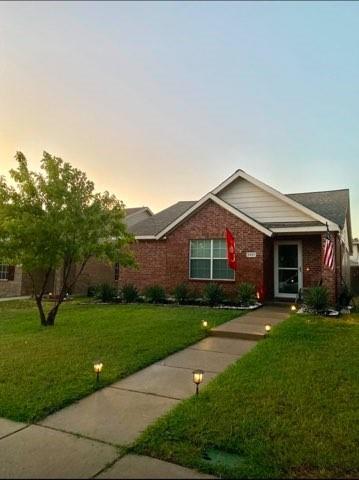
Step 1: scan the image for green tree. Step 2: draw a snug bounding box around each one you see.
[0,152,135,326]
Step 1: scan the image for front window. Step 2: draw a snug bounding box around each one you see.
[189,239,234,280]
[0,264,9,281]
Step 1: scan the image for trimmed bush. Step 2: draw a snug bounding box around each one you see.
[87,285,97,297]
[237,282,256,306]
[96,283,116,303]
[173,283,191,304]
[304,286,330,313]
[203,283,225,306]
[338,284,353,308]
[122,283,139,303]
[144,284,166,304]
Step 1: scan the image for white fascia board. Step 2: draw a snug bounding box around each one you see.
[135,235,157,240]
[212,169,339,229]
[272,226,340,233]
[155,193,272,239]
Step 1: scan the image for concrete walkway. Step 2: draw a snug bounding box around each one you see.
[0,296,30,302]
[0,305,289,479]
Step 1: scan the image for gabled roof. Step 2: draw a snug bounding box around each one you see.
[130,171,349,239]
[125,207,153,217]
[212,169,339,229]
[286,189,349,229]
[129,202,195,236]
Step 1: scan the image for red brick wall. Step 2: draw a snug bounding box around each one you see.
[119,240,168,291]
[119,200,267,298]
[71,258,114,295]
[320,232,342,305]
[119,202,339,304]
[20,269,55,296]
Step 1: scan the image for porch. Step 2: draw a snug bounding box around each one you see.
[263,233,338,303]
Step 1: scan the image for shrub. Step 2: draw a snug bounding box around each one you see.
[96,283,116,303]
[122,283,139,303]
[338,284,353,308]
[304,286,330,313]
[173,283,191,304]
[237,282,256,306]
[144,284,166,303]
[87,285,97,297]
[203,283,225,306]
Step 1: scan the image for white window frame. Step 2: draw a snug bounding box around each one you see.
[0,264,9,281]
[189,239,235,281]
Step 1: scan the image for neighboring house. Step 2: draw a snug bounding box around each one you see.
[120,170,353,304]
[0,207,153,298]
[0,265,27,298]
[124,207,153,229]
[65,206,153,295]
[350,238,359,266]
[350,238,359,295]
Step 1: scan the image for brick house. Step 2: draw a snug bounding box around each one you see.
[0,207,152,298]
[120,170,353,304]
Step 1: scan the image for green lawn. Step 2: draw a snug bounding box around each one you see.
[0,300,239,422]
[134,314,359,479]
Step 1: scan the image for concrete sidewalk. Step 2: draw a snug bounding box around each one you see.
[0,305,289,479]
[0,296,30,302]
[211,306,289,340]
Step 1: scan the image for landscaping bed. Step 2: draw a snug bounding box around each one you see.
[0,300,240,422]
[134,313,359,479]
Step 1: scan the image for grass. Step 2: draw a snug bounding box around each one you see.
[134,313,359,479]
[0,299,240,422]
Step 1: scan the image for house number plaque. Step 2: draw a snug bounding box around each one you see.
[246,252,257,258]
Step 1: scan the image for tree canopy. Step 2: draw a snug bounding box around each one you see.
[0,151,135,325]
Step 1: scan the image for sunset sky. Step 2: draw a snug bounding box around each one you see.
[0,1,358,236]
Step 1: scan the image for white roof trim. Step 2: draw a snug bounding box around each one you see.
[212,170,340,231]
[153,193,272,239]
[135,235,156,240]
[271,226,340,233]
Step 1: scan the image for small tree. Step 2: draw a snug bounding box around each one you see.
[0,152,135,326]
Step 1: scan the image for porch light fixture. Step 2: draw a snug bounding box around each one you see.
[256,291,260,300]
[265,324,272,334]
[202,320,208,328]
[193,369,204,395]
[291,305,297,312]
[93,361,103,382]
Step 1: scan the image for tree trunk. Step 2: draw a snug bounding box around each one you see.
[36,295,63,327]
[46,303,61,326]
[35,295,47,326]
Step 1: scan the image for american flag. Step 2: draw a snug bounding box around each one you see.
[323,225,334,270]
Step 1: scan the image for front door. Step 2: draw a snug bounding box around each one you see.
[274,241,303,298]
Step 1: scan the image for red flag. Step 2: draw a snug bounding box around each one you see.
[225,228,236,270]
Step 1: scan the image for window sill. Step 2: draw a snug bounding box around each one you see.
[189,278,235,283]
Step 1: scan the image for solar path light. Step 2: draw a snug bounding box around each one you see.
[193,369,204,395]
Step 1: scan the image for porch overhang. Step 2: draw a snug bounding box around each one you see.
[271,226,339,234]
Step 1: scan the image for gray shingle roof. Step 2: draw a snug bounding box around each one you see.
[125,207,149,216]
[129,201,196,236]
[286,189,349,228]
[130,189,349,236]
